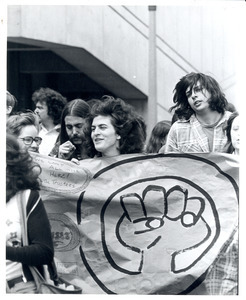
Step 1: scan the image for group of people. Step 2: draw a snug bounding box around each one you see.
[6,72,239,294]
[6,90,147,161]
[6,72,240,161]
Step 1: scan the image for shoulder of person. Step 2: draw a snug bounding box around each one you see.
[224,110,232,120]
[49,141,60,157]
[171,117,191,128]
[54,124,61,132]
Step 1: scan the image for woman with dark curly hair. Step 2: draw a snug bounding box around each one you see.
[160,72,232,153]
[85,96,146,157]
[6,134,54,293]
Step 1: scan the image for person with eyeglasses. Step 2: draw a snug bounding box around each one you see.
[6,134,54,293]
[6,112,42,153]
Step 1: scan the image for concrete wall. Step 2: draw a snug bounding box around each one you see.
[155,4,240,120]
[7,4,242,123]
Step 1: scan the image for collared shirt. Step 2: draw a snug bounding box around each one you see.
[38,124,60,155]
[164,111,231,153]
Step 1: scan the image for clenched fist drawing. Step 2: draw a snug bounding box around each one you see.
[118,184,211,274]
[78,154,238,294]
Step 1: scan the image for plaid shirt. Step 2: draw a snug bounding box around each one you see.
[204,227,238,295]
[165,111,231,153]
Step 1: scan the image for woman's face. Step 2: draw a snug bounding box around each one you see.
[91,115,120,157]
[18,125,41,153]
[230,116,240,153]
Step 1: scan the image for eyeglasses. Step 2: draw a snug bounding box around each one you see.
[19,136,42,146]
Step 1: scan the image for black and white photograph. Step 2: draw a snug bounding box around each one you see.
[1,0,245,297]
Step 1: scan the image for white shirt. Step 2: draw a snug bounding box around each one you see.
[38,124,60,155]
[6,193,23,281]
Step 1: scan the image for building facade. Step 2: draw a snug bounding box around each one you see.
[7,4,241,133]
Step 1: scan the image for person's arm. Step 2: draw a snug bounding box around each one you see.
[160,124,179,153]
[6,190,54,266]
[48,141,60,157]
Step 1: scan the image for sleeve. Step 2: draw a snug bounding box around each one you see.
[49,141,59,157]
[6,190,54,266]
[163,123,179,153]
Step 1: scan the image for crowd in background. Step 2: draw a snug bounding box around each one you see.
[6,72,239,160]
[6,72,239,294]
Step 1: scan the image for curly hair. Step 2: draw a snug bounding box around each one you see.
[6,91,18,114]
[32,87,67,125]
[85,95,146,156]
[146,121,171,153]
[224,111,239,153]
[170,73,228,120]
[6,134,41,202]
[6,112,39,136]
[59,99,91,145]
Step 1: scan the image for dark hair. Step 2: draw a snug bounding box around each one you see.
[226,102,236,113]
[85,95,146,156]
[6,134,41,202]
[59,99,90,145]
[146,120,171,153]
[224,111,239,153]
[6,91,18,114]
[170,72,228,120]
[171,113,179,124]
[6,112,39,137]
[87,98,102,110]
[32,87,67,125]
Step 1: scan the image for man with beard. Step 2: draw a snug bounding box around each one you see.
[49,99,91,163]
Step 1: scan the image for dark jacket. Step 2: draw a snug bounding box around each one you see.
[6,189,54,281]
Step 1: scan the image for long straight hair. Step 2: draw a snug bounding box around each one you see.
[59,99,90,144]
[146,120,171,153]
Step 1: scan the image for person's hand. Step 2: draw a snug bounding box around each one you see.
[58,141,76,160]
[71,158,80,165]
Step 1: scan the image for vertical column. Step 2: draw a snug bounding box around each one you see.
[148,5,157,140]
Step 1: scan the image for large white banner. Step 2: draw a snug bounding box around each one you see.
[32,152,239,294]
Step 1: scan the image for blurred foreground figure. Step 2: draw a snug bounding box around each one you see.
[6,134,54,293]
